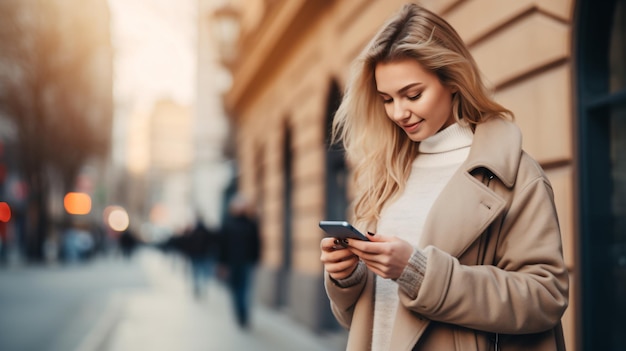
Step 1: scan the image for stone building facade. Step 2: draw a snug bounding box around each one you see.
[215,0,626,350]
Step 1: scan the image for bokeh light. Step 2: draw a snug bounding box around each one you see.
[0,202,11,222]
[63,192,92,215]
[104,205,129,232]
[149,203,168,225]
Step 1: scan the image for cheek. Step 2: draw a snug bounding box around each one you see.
[439,95,454,117]
[424,94,451,119]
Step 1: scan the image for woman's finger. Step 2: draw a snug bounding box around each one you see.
[321,248,355,263]
[362,260,392,278]
[325,255,358,273]
[321,237,349,251]
[325,257,359,280]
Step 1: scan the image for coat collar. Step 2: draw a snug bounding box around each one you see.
[418,118,522,257]
[464,118,522,188]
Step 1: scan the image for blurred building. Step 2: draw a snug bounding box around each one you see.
[146,99,194,237]
[107,0,231,243]
[195,0,234,229]
[209,0,626,350]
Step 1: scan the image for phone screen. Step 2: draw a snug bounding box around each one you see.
[319,221,369,241]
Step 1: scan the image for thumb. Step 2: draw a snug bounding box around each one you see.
[366,231,388,242]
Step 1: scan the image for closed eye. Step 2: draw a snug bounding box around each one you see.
[408,93,422,101]
[379,95,393,104]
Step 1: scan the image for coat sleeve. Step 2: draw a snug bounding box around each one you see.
[324,263,370,329]
[398,175,569,334]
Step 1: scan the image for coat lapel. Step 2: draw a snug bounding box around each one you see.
[391,169,505,351]
[390,301,431,350]
[418,167,506,258]
[418,118,522,258]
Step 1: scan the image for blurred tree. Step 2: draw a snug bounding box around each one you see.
[0,0,112,260]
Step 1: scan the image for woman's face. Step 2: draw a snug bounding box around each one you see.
[375,58,456,142]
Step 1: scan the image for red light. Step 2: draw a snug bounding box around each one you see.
[0,202,10,222]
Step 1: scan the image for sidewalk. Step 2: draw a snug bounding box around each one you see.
[77,248,347,351]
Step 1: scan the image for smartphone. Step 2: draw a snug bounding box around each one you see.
[319,220,370,241]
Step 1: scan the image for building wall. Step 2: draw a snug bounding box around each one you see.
[225,0,577,348]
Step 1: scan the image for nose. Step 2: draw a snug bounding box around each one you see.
[390,100,409,121]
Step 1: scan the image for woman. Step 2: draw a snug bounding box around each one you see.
[320,3,569,350]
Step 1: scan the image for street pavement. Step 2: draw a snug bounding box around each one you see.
[0,250,150,351]
[0,247,348,351]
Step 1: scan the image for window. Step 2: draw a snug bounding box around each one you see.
[577,0,626,349]
[324,81,348,221]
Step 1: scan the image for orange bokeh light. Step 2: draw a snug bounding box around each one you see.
[64,192,92,215]
[0,202,11,222]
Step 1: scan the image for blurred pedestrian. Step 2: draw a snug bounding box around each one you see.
[181,219,220,299]
[219,194,261,329]
[118,228,138,260]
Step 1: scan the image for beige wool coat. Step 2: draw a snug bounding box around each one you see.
[325,118,569,351]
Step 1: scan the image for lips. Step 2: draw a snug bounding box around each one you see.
[402,119,423,132]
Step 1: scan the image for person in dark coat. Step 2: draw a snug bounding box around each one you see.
[118,228,138,260]
[219,194,261,329]
[182,220,220,298]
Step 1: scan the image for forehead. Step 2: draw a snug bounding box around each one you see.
[374,59,439,92]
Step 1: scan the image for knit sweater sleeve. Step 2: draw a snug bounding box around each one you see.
[395,247,428,299]
[330,261,367,288]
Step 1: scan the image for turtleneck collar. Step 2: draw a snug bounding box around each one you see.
[418,122,474,154]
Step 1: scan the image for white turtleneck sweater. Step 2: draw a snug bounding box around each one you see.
[371,122,474,351]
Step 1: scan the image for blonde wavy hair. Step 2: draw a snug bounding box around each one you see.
[332,3,512,230]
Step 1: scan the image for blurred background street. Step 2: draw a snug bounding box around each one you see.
[0,247,347,351]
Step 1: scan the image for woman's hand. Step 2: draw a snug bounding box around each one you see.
[345,232,413,280]
[320,237,360,280]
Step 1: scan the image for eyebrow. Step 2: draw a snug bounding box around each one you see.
[377,82,423,95]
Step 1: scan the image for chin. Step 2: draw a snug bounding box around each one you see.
[407,131,431,142]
